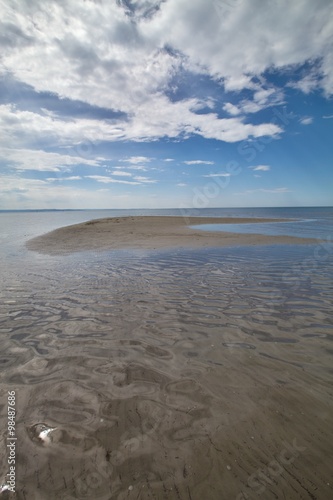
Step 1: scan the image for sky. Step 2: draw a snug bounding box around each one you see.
[0,0,332,210]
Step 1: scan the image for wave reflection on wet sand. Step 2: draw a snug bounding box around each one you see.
[0,245,333,499]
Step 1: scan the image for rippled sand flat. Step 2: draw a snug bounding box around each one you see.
[1,245,333,499]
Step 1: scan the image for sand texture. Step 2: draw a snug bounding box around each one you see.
[6,216,330,499]
[26,216,317,254]
[1,244,332,499]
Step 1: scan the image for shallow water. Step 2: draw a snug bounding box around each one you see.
[1,210,333,499]
[190,220,332,239]
[0,236,333,500]
[189,206,333,239]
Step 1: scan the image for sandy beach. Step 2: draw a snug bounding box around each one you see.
[26,216,318,254]
[0,213,328,498]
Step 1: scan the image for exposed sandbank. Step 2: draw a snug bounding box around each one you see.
[26,216,317,254]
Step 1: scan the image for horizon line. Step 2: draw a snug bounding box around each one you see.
[0,205,332,212]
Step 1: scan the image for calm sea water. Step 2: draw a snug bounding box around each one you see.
[189,206,333,239]
[0,207,333,498]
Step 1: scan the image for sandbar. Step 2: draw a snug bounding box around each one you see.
[26,216,318,254]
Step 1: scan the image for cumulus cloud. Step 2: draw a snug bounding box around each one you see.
[223,103,241,116]
[1,88,282,152]
[1,0,330,150]
[145,0,333,93]
[0,0,332,213]
[0,104,128,148]
[224,87,284,116]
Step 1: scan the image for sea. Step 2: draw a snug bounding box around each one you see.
[0,206,332,499]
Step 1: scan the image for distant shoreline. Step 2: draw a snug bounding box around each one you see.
[26,216,318,255]
[2,205,332,212]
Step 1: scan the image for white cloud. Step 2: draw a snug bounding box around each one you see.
[177,183,187,187]
[121,156,153,164]
[223,75,257,92]
[224,87,284,115]
[0,146,102,171]
[238,187,291,194]
[184,160,214,165]
[223,103,241,116]
[288,72,321,94]
[86,174,157,184]
[203,173,231,177]
[1,0,329,151]
[145,0,333,94]
[0,105,128,148]
[113,165,148,171]
[249,165,271,171]
[0,174,100,209]
[47,176,82,181]
[133,175,157,183]
[300,117,313,125]
[85,175,141,185]
[0,174,155,209]
[0,0,332,219]
[263,187,290,193]
[125,165,149,171]
[0,95,282,150]
[120,95,283,143]
[110,170,133,177]
[189,98,216,112]
[0,176,47,192]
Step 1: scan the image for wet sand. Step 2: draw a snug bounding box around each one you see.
[26,216,318,254]
[2,218,329,499]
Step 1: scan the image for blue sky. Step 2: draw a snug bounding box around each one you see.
[0,0,332,209]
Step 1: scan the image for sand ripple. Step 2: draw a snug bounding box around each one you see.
[0,245,332,498]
